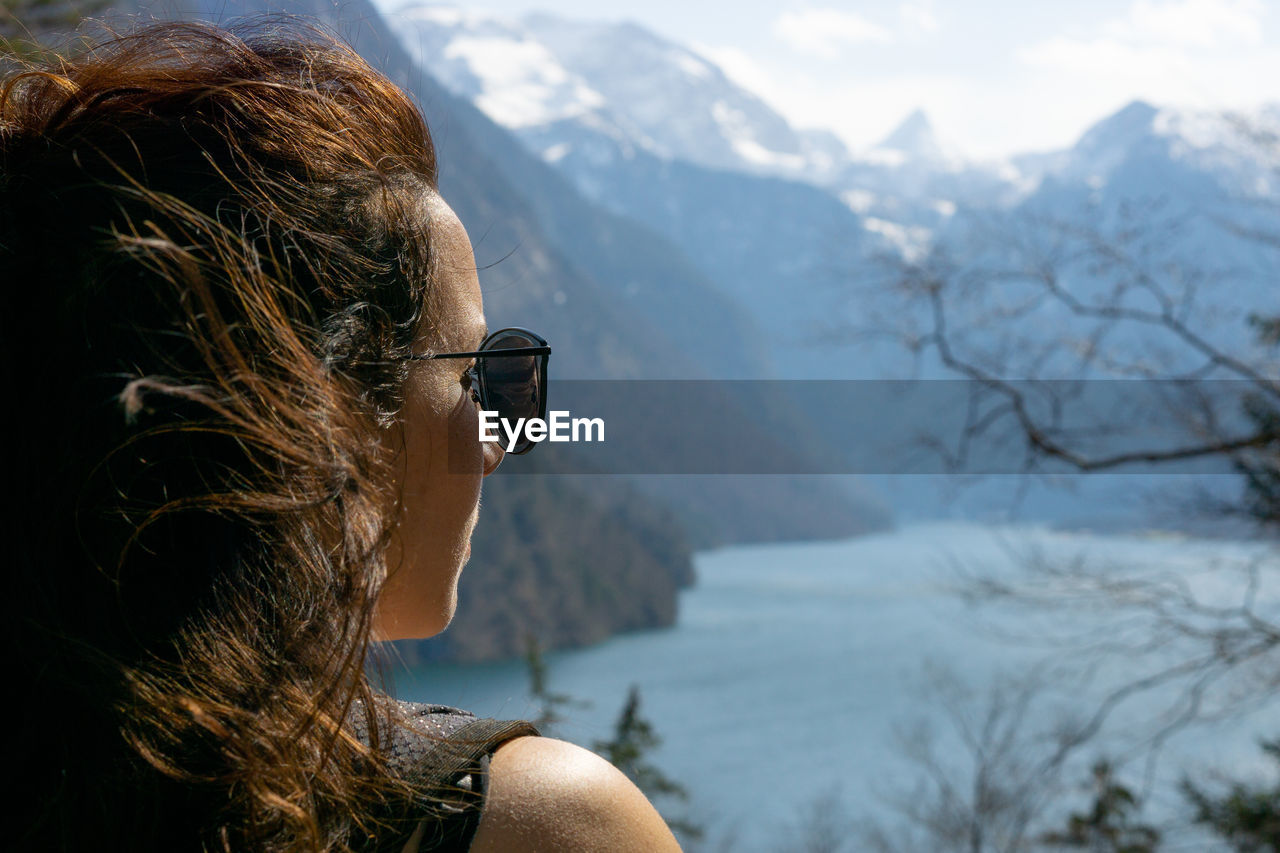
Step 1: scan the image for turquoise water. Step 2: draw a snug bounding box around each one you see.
[394,523,1278,849]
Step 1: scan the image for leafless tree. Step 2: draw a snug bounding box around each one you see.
[862,666,1096,853]
[852,120,1280,849]
[889,197,1280,743]
[965,539,1278,774]
[772,788,859,853]
[872,204,1279,489]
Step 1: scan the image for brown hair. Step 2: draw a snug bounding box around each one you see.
[2,18,448,851]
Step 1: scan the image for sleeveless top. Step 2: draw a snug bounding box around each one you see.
[352,700,539,853]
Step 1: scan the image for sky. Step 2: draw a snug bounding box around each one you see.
[368,0,1280,159]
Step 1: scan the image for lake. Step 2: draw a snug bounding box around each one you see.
[394,522,1278,850]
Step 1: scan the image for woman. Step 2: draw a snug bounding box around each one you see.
[1,18,680,852]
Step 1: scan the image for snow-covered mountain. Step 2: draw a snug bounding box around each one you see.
[392,3,1280,252]
[388,4,1055,264]
[390,5,1024,202]
[833,109,1030,259]
[899,96,1280,398]
[393,4,849,182]
[1033,99,1280,202]
[863,108,958,167]
[390,3,1280,378]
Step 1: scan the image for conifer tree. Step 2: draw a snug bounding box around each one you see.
[522,636,586,737]
[1040,760,1160,853]
[1183,738,1280,852]
[593,685,702,841]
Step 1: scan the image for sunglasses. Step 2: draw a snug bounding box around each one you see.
[412,327,551,455]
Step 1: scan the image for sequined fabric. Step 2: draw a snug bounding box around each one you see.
[351,699,538,852]
[351,701,485,797]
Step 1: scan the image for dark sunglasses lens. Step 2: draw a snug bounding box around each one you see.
[481,332,544,453]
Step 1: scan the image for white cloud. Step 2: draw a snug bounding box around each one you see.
[1016,0,1277,113]
[1017,37,1192,78]
[680,0,1280,159]
[694,45,956,151]
[1104,0,1264,48]
[774,7,892,59]
[692,48,1036,158]
[1017,0,1266,70]
[900,2,939,33]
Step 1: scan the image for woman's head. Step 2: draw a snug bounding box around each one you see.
[2,18,496,849]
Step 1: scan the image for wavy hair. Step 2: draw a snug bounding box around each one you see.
[2,18,449,851]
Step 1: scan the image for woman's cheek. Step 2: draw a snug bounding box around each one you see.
[444,388,484,476]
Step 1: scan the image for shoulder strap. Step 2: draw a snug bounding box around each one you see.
[403,717,539,794]
[393,717,540,853]
[354,699,540,852]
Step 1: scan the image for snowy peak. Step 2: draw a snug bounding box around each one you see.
[395,5,606,128]
[390,4,849,179]
[1052,99,1280,197]
[1153,102,1280,192]
[876,109,942,159]
[1066,100,1158,177]
[855,108,965,171]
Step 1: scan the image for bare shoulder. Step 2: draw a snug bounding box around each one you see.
[467,736,683,853]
